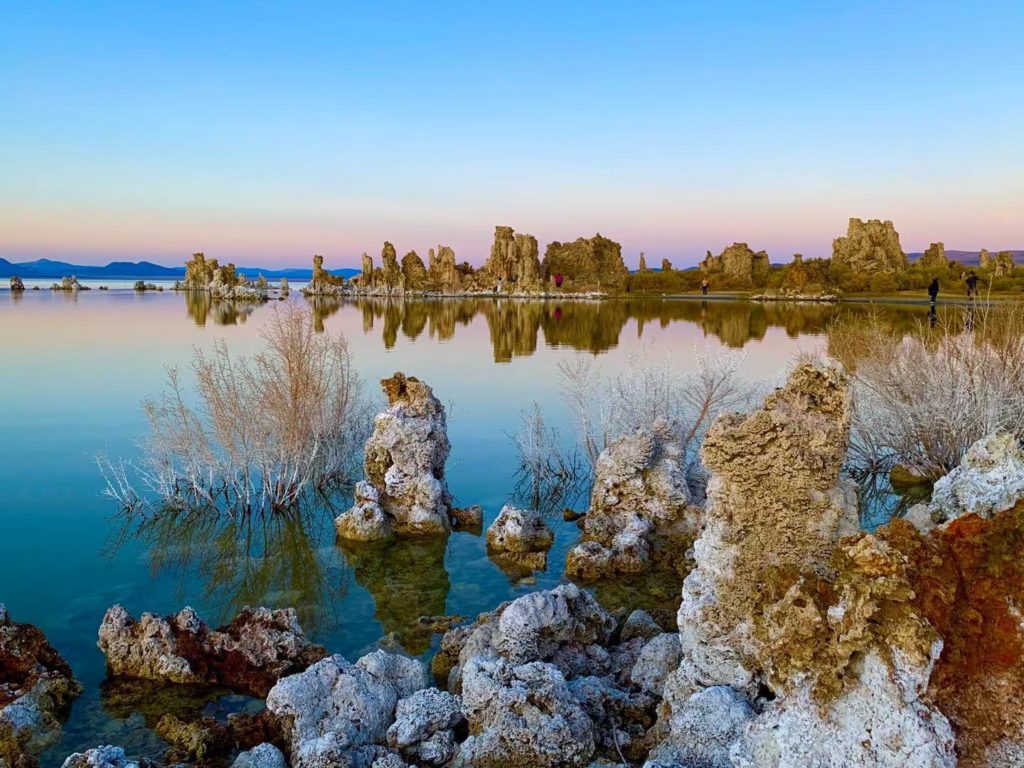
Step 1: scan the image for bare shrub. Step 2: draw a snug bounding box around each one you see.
[830,302,1024,481]
[99,303,372,515]
[509,403,588,517]
[559,345,754,475]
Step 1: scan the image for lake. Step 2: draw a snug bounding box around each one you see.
[0,289,938,764]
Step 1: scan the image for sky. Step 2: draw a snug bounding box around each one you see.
[1,1,1022,269]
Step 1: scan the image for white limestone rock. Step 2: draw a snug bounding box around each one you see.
[456,656,595,768]
[485,504,555,573]
[231,743,287,768]
[628,633,682,696]
[929,432,1024,523]
[730,650,956,768]
[266,651,426,768]
[649,685,753,768]
[566,423,700,580]
[337,373,454,539]
[60,746,143,768]
[387,688,464,766]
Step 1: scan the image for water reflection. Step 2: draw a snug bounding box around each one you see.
[184,292,258,327]
[336,536,450,655]
[308,296,948,360]
[108,509,346,632]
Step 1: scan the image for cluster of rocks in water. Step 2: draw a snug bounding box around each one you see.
[303,226,629,299]
[8,362,1024,767]
[173,253,271,302]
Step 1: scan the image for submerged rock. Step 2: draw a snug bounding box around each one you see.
[566,423,699,581]
[485,505,554,575]
[1,605,82,767]
[96,605,326,696]
[336,373,455,541]
[928,432,1024,524]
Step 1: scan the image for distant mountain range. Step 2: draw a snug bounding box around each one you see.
[0,257,359,280]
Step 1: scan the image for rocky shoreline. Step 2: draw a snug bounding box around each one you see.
[5,363,1024,767]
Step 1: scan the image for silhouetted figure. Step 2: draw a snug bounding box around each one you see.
[553,273,564,289]
[965,271,979,298]
[701,278,710,296]
[928,277,939,304]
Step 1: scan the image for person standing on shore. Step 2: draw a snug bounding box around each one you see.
[928,277,939,304]
[965,271,979,298]
[701,277,710,296]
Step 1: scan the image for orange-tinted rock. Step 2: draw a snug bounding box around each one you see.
[877,507,1024,766]
[1,606,82,766]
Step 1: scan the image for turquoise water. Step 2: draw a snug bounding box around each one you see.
[0,290,932,763]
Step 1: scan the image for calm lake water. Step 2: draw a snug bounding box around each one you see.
[0,290,938,764]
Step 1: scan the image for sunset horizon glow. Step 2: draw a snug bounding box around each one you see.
[2,2,1022,270]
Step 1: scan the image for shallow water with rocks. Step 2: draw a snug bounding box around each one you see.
[0,290,945,765]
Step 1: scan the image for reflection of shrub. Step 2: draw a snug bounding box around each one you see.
[100,304,371,514]
[830,303,1024,480]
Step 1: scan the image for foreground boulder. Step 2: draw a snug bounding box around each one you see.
[566,423,699,581]
[928,432,1024,524]
[387,688,465,766]
[336,373,456,541]
[60,745,150,768]
[432,584,616,691]
[720,532,956,767]
[232,743,287,768]
[676,362,859,695]
[647,685,752,767]
[456,657,595,768]
[265,651,427,768]
[97,605,326,697]
[485,505,554,576]
[1,605,82,767]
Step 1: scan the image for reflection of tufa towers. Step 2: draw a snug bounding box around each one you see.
[336,536,450,655]
[304,295,935,358]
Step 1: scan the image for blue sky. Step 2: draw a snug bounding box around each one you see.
[1,1,1022,268]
